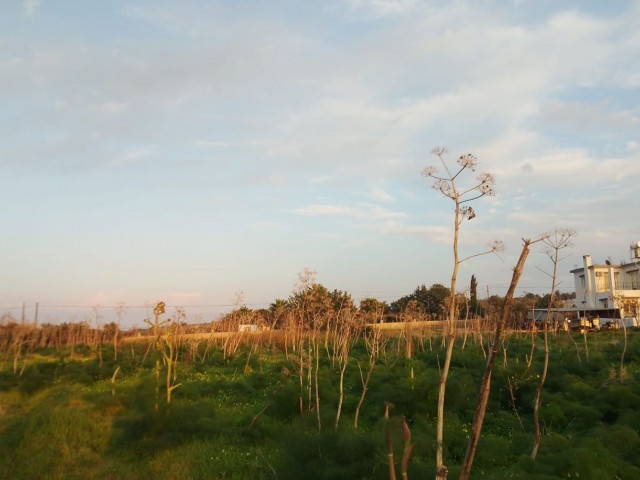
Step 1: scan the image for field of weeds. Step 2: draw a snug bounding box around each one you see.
[2,328,640,479]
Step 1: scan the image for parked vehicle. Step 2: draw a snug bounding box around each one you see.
[569,316,600,333]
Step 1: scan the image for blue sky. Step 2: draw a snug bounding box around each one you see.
[2,0,639,327]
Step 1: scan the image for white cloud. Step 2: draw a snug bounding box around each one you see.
[310,175,331,184]
[110,146,153,166]
[117,2,261,40]
[368,205,408,219]
[195,140,232,148]
[165,291,203,303]
[540,101,639,132]
[7,1,635,180]
[82,291,129,308]
[381,219,450,244]
[343,0,419,18]
[291,203,408,220]
[93,101,129,115]
[369,183,396,203]
[515,149,640,186]
[291,204,361,217]
[23,0,40,17]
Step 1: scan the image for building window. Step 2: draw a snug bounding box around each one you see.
[595,271,610,292]
[630,271,639,290]
[579,275,586,288]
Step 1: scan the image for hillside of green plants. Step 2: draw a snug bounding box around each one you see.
[2,326,640,480]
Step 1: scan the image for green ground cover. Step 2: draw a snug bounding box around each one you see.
[2,331,640,479]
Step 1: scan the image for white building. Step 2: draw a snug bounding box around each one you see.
[571,242,640,321]
[238,324,258,333]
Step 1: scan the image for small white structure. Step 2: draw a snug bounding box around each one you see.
[238,324,258,333]
[619,317,638,328]
[571,242,640,320]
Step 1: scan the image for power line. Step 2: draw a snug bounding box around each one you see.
[1,285,574,312]
[2,303,260,310]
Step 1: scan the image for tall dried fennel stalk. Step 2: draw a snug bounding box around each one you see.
[423,148,499,479]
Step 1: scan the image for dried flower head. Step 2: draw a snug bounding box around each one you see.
[476,172,495,196]
[457,153,478,171]
[489,240,505,252]
[433,178,455,198]
[154,301,166,316]
[422,165,438,177]
[461,206,476,220]
[431,146,448,156]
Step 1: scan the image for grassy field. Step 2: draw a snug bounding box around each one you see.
[2,329,640,479]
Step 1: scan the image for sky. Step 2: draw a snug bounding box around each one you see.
[1,0,639,328]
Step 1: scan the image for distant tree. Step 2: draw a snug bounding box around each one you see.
[559,291,576,301]
[113,302,126,360]
[536,290,573,309]
[470,275,478,306]
[468,274,484,317]
[329,289,356,321]
[389,294,411,314]
[359,298,388,323]
[288,283,348,329]
[427,284,450,318]
[269,299,290,329]
[103,322,120,360]
[401,299,424,321]
[253,308,271,329]
[390,284,450,319]
[511,297,534,328]
[482,294,504,320]
[217,306,255,332]
[538,294,553,309]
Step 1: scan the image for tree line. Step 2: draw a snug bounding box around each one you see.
[0,283,576,352]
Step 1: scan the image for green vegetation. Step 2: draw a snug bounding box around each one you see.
[2,329,640,479]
